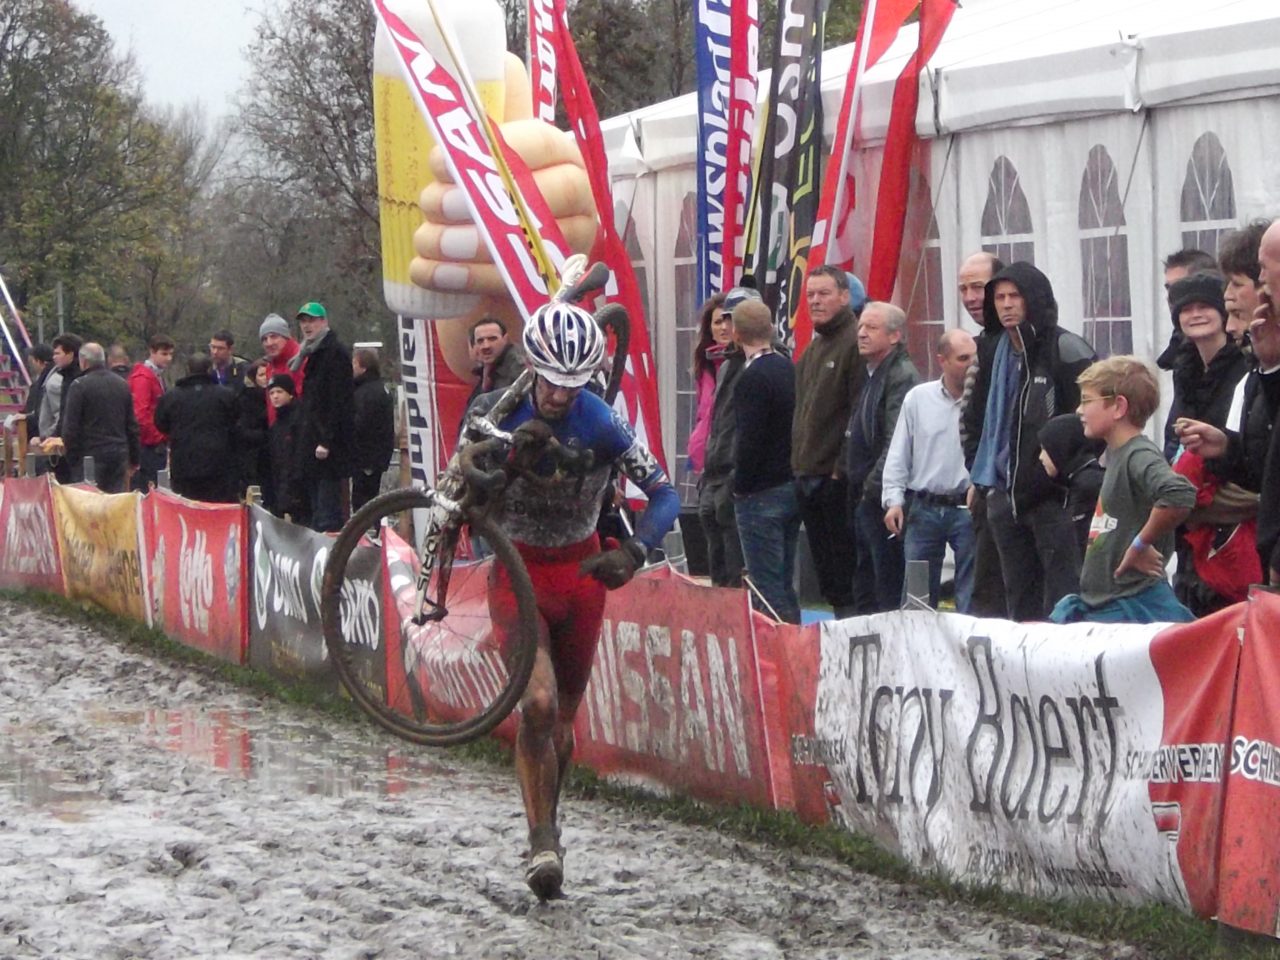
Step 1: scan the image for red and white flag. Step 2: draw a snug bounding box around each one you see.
[792,0,946,355]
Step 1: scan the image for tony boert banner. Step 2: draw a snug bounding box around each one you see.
[801,610,1239,917]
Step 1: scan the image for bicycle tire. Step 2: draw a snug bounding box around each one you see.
[321,487,540,747]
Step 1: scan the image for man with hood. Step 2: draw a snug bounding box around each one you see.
[962,262,1096,621]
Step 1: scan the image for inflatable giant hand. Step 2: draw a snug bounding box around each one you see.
[403,54,598,381]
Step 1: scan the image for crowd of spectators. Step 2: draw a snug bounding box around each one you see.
[687,217,1280,626]
[17,304,397,534]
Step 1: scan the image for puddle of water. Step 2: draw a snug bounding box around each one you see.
[0,740,104,819]
[0,707,458,814]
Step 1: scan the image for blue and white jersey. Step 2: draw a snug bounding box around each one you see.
[487,390,679,550]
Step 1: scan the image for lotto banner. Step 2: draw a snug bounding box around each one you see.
[1217,589,1280,936]
[51,484,150,624]
[246,506,385,690]
[575,568,777,810]
[0,476,63,594]
[150,492,247,665]
[788,610,1240,917]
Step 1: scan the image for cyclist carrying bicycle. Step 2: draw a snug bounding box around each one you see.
[472,301,679,900]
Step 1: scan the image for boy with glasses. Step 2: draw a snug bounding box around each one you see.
[1050,357,1196,624]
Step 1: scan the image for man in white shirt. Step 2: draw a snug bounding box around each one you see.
[882,329,978,610]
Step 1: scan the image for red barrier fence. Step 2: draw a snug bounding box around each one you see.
[7,476,1280,933]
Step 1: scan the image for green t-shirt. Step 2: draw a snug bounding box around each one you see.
[1079,434,1196,606]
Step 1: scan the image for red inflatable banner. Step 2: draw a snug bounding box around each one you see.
[0,476,63,594]
[1217,588,1280,936]
[150,491,248,665]
[575,568,776,810]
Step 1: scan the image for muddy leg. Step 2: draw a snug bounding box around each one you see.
[516,647,564,899]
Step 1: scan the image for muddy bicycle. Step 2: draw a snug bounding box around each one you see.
[320,258,628,747]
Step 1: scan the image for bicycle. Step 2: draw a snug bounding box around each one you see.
[321,257,627,747]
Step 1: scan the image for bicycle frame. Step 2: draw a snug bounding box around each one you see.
[410,369,534,625]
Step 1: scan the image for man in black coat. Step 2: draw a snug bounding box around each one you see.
[962,262,1097,621]
[154,354,240,503]
[60,342,140,494]
[293,301,355,532]
[351,348,396,513]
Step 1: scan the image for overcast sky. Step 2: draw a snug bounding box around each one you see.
[85,0,271,119]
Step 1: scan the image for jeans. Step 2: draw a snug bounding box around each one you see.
[968,489,1007,618]
[795,476,857,613]
[735,482,801,623]
[308,474,346,533]
[986,488,1082,621]
[91,453,129,495]
[131,443,166,492]
[698,477,744,587]
[853,498,905,613]
[904,500,975,612]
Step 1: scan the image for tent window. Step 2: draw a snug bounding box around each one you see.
[675,191,699,506]
[1079,145,1132,357]
[981,156,1035,266]
[901,172,945,378]
[1180,132,1236,256]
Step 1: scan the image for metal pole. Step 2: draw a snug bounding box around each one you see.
[37,306,44,345]
[57,281,65,334]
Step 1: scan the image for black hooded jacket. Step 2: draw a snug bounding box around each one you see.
[1165,338,1249,458]
[961,262,1096,515]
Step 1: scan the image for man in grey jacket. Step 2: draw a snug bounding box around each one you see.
[61,343,140,493]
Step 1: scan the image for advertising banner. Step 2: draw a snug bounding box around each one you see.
[51,485,149,623]
[0,476,63,594]
[247,506,384,691]
[150,492,247,665]
[802,611,1238,914]
[745,0,824,341]
[1217,589,1280,936]
[575,568,775,809]
[382,529,518,741]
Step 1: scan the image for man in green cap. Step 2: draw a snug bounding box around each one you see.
[292,300,355,531]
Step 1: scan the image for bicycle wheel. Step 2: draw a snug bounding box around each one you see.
[321,487,539,747]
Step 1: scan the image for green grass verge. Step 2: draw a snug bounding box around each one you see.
[4,588,1278,959]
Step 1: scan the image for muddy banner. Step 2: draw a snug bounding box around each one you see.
[51,485,150,623]
[576,567,777,810]
[150,492,247,665]
[792,610,1240,917]
[247,506,384,691]
[0,476,63,594]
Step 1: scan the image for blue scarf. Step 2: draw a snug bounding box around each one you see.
[971,334,1020,490]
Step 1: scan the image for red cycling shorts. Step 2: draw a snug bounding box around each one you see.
[488,533,607,711]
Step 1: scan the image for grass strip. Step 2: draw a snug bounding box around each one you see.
[5,588,1278,960]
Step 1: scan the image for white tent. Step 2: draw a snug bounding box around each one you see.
[601,0,1280,491]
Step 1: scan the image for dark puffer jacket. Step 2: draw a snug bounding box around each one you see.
[961,262,1096,516]
[1165,339,1249,457]
[154,374,239,483]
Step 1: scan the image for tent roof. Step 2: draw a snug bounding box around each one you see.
[601,0,1280,169]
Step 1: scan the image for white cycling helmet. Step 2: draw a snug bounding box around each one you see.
[522,302,607,388]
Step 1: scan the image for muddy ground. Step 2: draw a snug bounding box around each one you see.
[0,598,1137,959]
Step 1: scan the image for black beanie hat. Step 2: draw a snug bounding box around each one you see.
[267,373,296,396]
[1038,413,1103,477]
[1169,270,1227,330]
